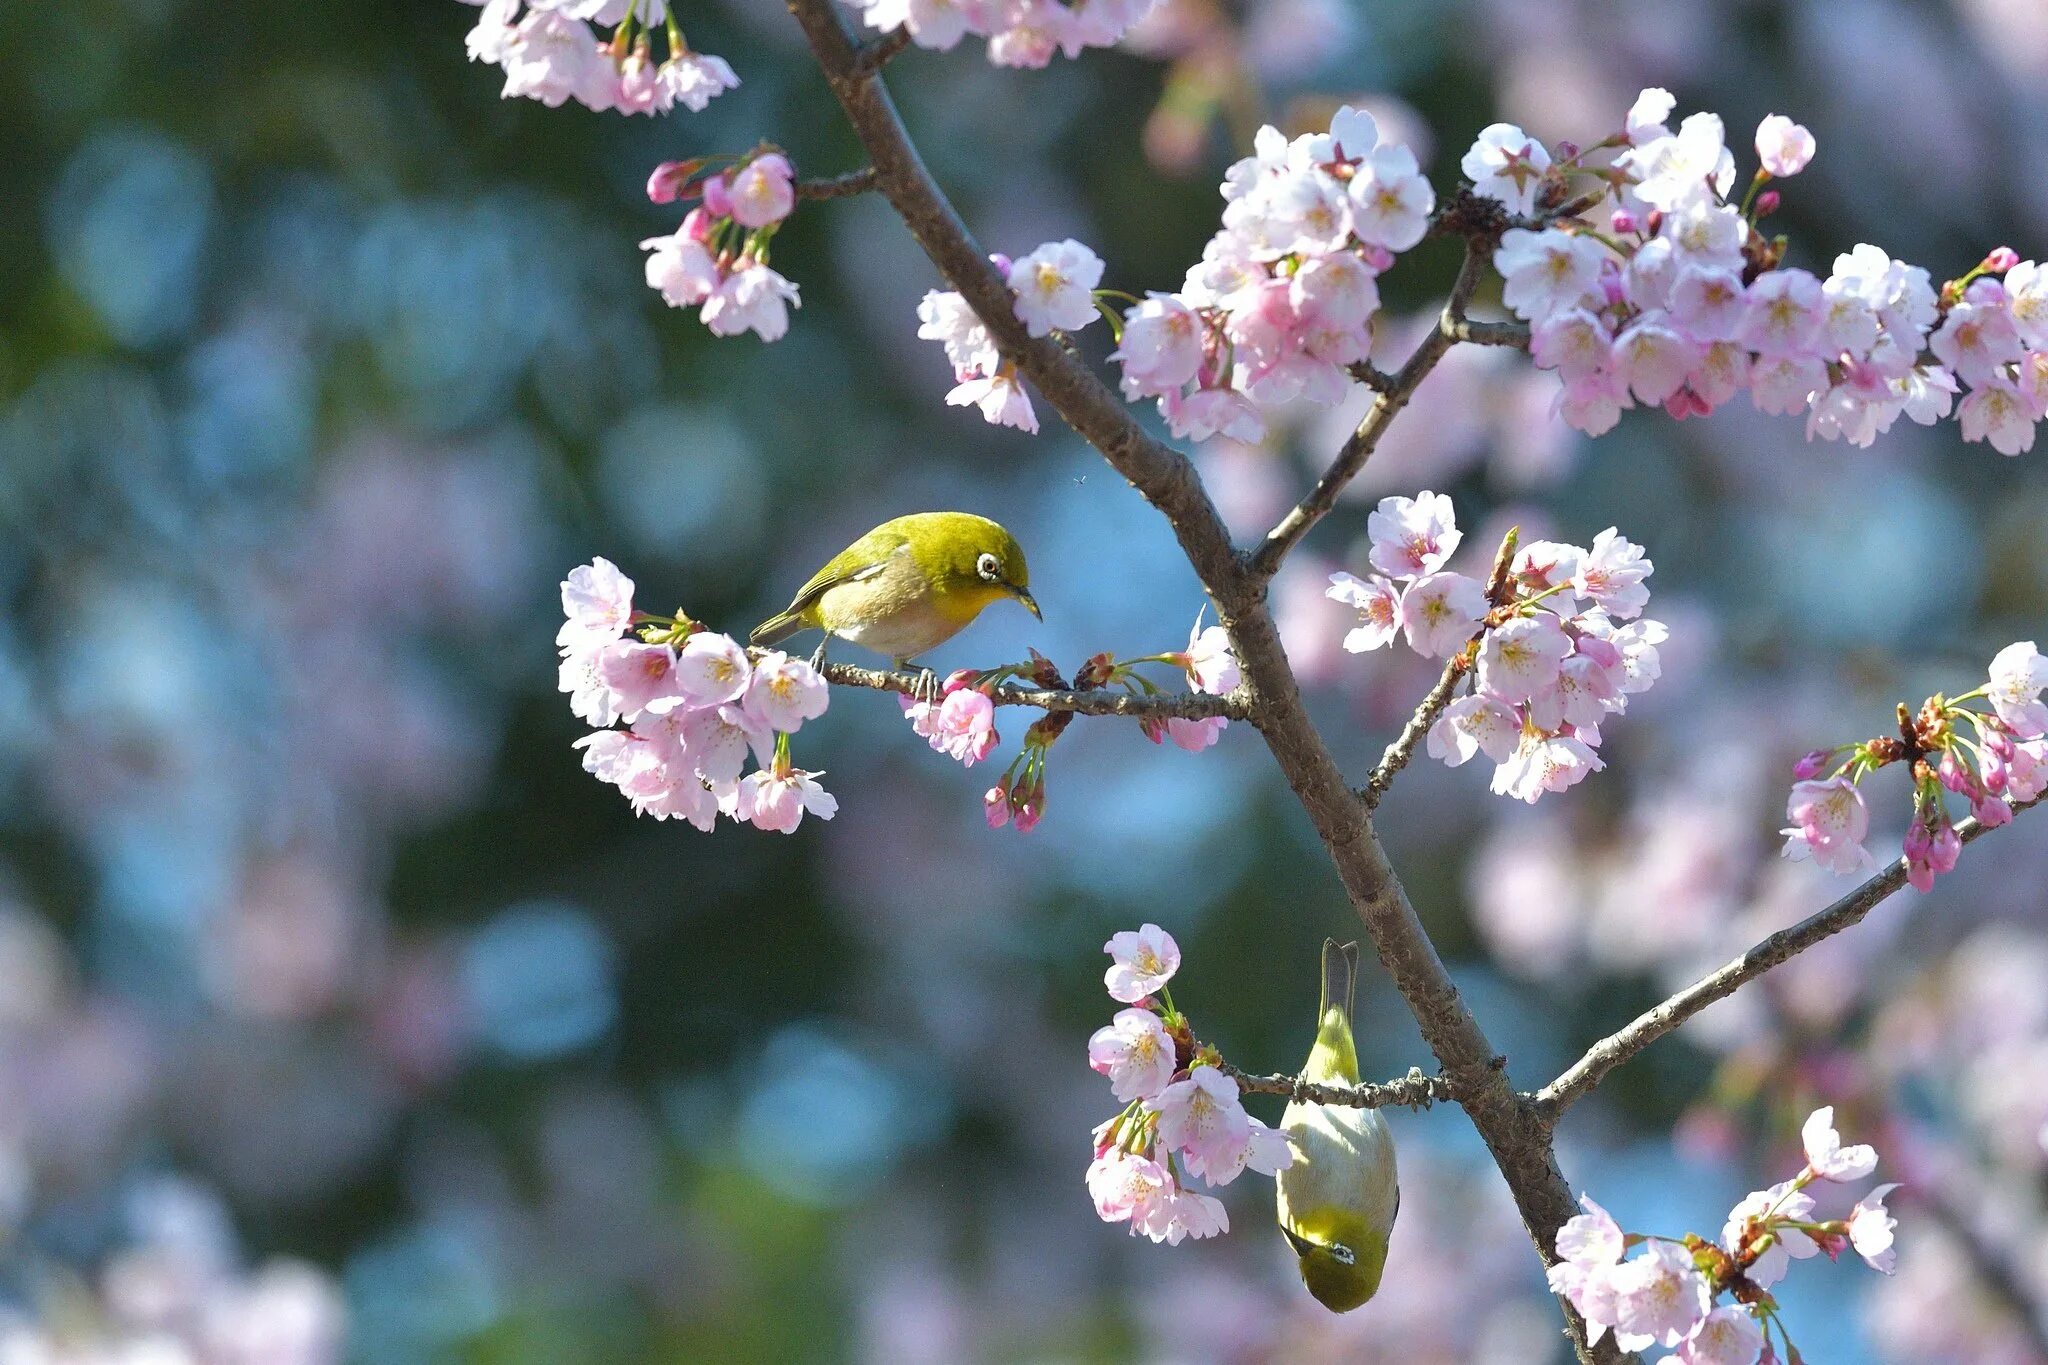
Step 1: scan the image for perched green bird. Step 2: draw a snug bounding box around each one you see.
[1276,939,1400,1313]
[750,512,1039,670]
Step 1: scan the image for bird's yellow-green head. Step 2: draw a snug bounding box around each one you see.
[1284,1216,1392,1313]
[916,512,1038,622]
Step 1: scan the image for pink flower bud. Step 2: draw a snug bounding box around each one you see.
[941,669,979,696]
[681,206,716,242]
[1930,818,1962,872]
[1644,208,1665,237]
[988,252,1013,276]
[1610,209,1638,234]
[1140,716,1166,745]
[1013,799,1042,834]
[646,159,695,204]
[1754,189,1780,218]
[1985,246,2021,273]
[1556,140,1581,161]
[1972,794,2014,828]
[983,783,1011,829]
[1792,749,1831,780]
[1937,749,1976,795]
[701,173,734,220]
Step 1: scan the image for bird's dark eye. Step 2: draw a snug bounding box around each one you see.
[976,552,1001,581]
[1329,1243,1356,1266]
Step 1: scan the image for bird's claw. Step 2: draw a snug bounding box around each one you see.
[909,666,940,707]
[810,638,830,673]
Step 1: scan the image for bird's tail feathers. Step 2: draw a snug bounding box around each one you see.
[1308,939,1361,1085]
[749,610,804,648]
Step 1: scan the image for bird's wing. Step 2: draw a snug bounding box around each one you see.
[779,528,913,618]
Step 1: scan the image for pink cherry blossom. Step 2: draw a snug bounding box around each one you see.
[1008,239,1104,337]
[1087,1008,1178,1102]
[1327,571,1402,652]
[1366,490,1461,578]
[1492,732,1604,804]
[1721,1180,1817,1288]
[917,289,1001,376]
[1754,114,1815,176]
[1477,615,1572,702]
[1738,269,1824,357]
[1111,295,1203,399]
[1427,694,1521,767]
[1148,1067,1252,1176]
[1780,777,1874,876]
[1609,1241,1710,1349]
[1531,308,1614,380]
[1801,1105,1879,1182]
[674,632,752,707]
[659,50,739,112]
[560,646,624,727]
[1461,123,1552,215]
[727,153,795,229]
[559,557,635,650]
[1573,528,1654,619]
[1399,571,1488,657]
[640,228,721,308]
[732,765,838,833]
[1104,924,1179,1003]
[1611,314,1699,405]
[700,258,801,341]
[1347,144,1434,252]
[1179,621,1241,695]
[1495,229,1604,323]
[1849,1182,1900,1274]
[741,652,829,733]
[1678,1306,1766,1365]
[1957,378,2037,455]
[1987,641,2047,737]
[596,641,684,722]
[929,688,999,766]
[1165,715,1228,752]
[1085,1149,1173,1229]
[947,370,1039,433]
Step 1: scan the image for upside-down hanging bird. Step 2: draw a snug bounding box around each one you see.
[1276,938,1401,1313]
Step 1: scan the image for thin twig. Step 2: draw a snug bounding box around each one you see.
[1535,796,2043,1118]
[816,660,1247,719]
[1225,1062,1455,1110]
[1359,529,1520,810]
[1247,244,1488,582]
[851,25,914,76]
[796,166,879,199]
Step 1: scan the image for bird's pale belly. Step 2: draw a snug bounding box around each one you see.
[818,579,965,663]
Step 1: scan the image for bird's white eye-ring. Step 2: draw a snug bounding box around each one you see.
[976,552,1001,581]
[1329,1243,1356,1266]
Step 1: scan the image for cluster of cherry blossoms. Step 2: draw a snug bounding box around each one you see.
[640,150,802,341]
[1085,925,1293,1244]
[557,558,838,833]
[1551,1108,1896,1364]
[1326,492,1665,803]
[906,627,1235,833]
[918,240,1108,433]
[1781,640,2046,891]
[460,0,737,115]
[1111,107,1436,444]
[841,0,1161,69]
[1471,89,2048,453]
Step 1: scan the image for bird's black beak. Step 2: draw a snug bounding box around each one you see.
[1012,587,1041,621]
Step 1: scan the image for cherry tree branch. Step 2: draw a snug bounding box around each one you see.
[784,7,1628,1356]
[797,166,879,199]
[1535,796,2044,1118]
[1246,245,1488,582]
[816,660,1247,719]
[1223,1062,1457,1110]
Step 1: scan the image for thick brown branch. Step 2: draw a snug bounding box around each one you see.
[1536,797,2042,1117]
[784,9,1626,1354]
[1247,244,1487,582]
[817,660,1246,719]
[797,166,879,199]
[1224,1062,1455,1110]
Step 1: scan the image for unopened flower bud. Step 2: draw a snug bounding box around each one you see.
[984,781,1011,829]
[1754,189,1780,218]
[1792,749,1831,780]
[681,206,716,242]
[701,173,734,220]
[646,159,700,205]
[941,668,979,696]
[1610,209,1638,234]
[1644,208,1664,237]
[1984,246,2021,273]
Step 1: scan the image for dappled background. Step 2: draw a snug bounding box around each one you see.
[4,0,2048,1360]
